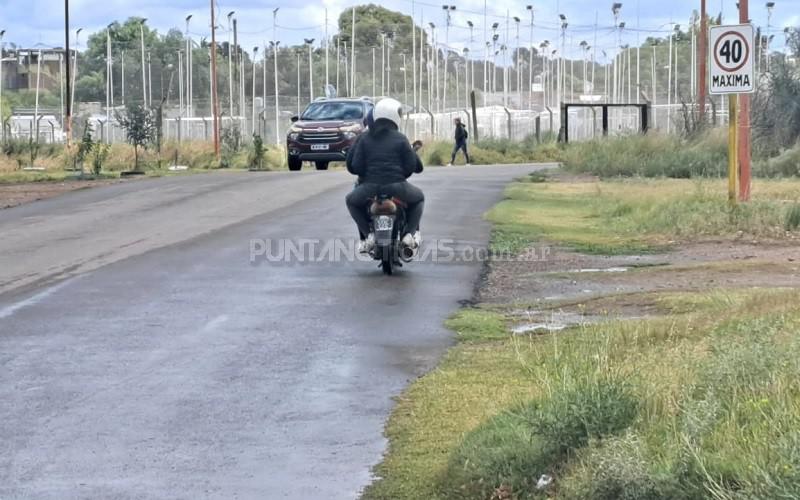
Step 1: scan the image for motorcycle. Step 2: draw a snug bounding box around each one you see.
[368,194,414,275]
[366,140,424,276]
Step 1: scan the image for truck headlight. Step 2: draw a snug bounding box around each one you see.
[343,131,357,140]
[289,132,300,141]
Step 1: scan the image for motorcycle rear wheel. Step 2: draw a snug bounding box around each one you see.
[380,245,394,275]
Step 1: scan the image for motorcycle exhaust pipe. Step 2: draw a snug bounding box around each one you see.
[401,245,416,261]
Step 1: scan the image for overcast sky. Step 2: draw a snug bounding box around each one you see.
[1,0,797,58]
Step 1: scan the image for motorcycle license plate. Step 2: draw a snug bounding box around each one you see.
[375,216,393,231]
[310,144,330,151]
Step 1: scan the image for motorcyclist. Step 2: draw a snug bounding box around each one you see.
[345,98,424,255]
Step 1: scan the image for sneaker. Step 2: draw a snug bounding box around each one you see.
[466,162,471,166]
[413,231,422,247]
[358,233,375,254]
[446,163,453,166]
[401,233,416,249]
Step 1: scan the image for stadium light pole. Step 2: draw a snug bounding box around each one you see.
[63,0,73,146]
[251,46,258,135]
[526,6,534,109]
[185,15,193,117]
[227,11,235,120]
[0,30,5,144]
[210,0,220,159]
[70,28,81,136]
[272,8,280,145]
[442,5,455,111]
[305,38,315,101]
[559,15,567,106]
[139,18,148,106]
[611,3,622,103]
[766,2,775,72]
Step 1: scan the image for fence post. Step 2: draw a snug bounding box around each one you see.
[470,90,479,141]
[422,106,435,139]
[545,106,554,135]
[602,106,609,137]
[558,103,568,143]
[503,107,512,139]
[641,104,650,134]
[535,116,541,143]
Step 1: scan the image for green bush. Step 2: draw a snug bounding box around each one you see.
[442,378,638,499]
[756,143,800,178]
[560,436,685,500]
[561,131,728,178]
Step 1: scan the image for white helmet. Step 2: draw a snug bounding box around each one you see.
[373,98,403,128]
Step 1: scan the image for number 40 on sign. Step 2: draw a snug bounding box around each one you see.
[709,24,755,95]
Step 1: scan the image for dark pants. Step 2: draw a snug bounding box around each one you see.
[451,140,470,164]
[346,182,425,238]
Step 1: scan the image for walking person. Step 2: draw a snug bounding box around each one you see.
[448,117,471,166]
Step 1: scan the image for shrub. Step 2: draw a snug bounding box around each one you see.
[561,131,727,178]
[249,133,267,170]
[756,143,800,178]
[786,204,800,231]
[561,436,685,500]
[442,378,638,498]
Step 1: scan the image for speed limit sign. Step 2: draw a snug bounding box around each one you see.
[709,24,755,94]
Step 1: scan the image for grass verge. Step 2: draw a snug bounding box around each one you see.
[487,176,800,254]
[364,288,800,500]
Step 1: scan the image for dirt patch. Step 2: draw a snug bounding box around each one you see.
[481,240,800,320]
[0,179,125,209]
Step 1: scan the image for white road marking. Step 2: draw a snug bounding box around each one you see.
[0,278,78,321]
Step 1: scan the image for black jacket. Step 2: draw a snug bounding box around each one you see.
[455,123,468,143]
[346,120,422,185]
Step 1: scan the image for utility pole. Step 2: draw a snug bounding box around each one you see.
[296,51,301,115]
[121,51,126,106]
[63,1,72,146]
[442,5,455,112]
[140,19,147,107]
[70,28,81,137]
[272,8,280,145]
[147,51,152,108]
[0,30,6,144]
[252,47,258,135]
[305,38,315,101]
[178,49,183,138]
[325,9,329,88]
[186,15,193,118]
[766,2,774,73]
[106,27,112,143]
[739,0,751,201]
[527,6,534,109]
[210,0,220,159]
[228,12,236,121]
[412,0,417,111]
[514,16,521,107]
[381,32,386,95]
[350,7,356,97]
[402,53,408,104]
[372,47,376,97]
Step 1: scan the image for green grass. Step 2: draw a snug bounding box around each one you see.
[364,288,800,500]
[487,178,800,255]
[0,170,121,184]
[560,131,729,178]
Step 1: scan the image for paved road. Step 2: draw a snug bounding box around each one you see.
[0,165,540,500]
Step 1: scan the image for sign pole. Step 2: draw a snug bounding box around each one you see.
[738,0,751,201]
[728,94,738,206]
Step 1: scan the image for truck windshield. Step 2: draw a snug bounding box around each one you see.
[301,102,364,121]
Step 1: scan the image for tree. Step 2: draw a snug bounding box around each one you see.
[116,104,156,171]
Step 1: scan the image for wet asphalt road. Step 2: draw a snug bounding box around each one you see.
[0,165,540,500]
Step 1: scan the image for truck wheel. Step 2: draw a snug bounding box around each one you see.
[315,161,329,171]
[288,157,302,171]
